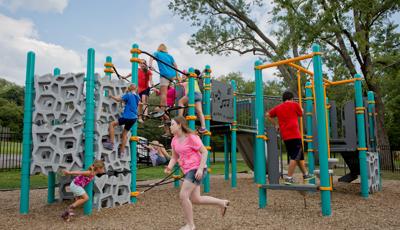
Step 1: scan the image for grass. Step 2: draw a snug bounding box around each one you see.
[0,141,22,155]
[0,169,47,190]
[0,161,251,190]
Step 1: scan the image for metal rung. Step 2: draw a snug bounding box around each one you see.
[328,158,339,168]
[314,169,334,175]
[261,184,318,191]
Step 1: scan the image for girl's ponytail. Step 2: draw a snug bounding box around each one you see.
[89,160,105,173]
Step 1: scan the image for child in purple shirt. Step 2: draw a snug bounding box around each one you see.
[61,160,105,221]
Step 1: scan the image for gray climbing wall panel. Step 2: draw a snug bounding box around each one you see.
[367,151,379,193]
[31,73,132,210]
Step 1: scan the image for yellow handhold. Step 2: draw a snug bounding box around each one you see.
[130,48,142,54]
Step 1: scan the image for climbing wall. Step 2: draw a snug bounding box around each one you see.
[31,73,131,209]
[31,73,86,175]
[367,151,380,193]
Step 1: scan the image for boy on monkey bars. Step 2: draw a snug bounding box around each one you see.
[266,91,314,185]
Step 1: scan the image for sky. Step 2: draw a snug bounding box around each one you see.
[0,0,274,86]
[0,0,399,86]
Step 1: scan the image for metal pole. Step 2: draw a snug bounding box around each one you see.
[305,82,315,184]
[367,91,381,191]
[231,80,237,188]
[254,61,266,208]
[47,67,60,204]
[202,65,212,193]
[20,51,35,214]
[354,74,369,198]
[83,48,95,215]
[312,44,331,216]
[130,44,140,202]
[187,68,196,129]
[224,134,230,180]
[104,56,113,97]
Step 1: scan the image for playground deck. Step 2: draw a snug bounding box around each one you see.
[1,174,399,229]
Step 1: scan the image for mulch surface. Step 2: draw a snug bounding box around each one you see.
[1,174,400,230]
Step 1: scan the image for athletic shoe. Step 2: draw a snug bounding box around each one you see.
[138,118,144,123]
[103,141,114,150]
[303,174,315,181]
[284,177,295,185]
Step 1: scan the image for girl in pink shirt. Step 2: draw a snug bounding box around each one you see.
[165,116,229,230]
[61,160,105,221]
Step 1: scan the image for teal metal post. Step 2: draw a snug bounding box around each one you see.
[367,91,381,190]
[187,68,196,129]
[130,44,140,202]
[354,74,369,198]
[202,65,211,193]
[83,48,96,215]
[47,67,60,204]
[20,51,35,214]
[254,61,266,208]
[305,82,315,184]
[251,93,258,183]
[224,134,230,180]
[312,44,331,216]
[104,56,113,97]
[231,80,237,188]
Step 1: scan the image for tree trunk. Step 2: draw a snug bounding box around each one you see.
[373,93,393,169]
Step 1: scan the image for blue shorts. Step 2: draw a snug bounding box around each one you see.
[184,168,207,185]
[70,181,86,197]
[194,92,202,102]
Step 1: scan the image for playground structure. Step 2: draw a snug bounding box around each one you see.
[249,44,380,216]
[19,43,381,218]
[19,44,238,215]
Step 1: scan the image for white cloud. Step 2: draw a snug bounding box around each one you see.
[0,14,83,85]
[149,0,169,19]
[0,0,68,13]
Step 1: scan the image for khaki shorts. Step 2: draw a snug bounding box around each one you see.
[160,76,174,86]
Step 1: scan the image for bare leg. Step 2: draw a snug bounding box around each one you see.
[70,193,89,208]
[179,180,197,230]
[195,101,206,129]
[142,95,149,116]
[297,160,308,175]
[138,95,144,120]
[120,129,129,154]
[178,96,188,117]
[190,185,228,214]
[108,121,118,144]
[287,159,297,177]
[160,85,168,108]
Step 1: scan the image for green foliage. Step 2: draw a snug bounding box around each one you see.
[216,71,284,96]
[0,79,24,133]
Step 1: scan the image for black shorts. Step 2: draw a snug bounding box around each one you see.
[118,118,137,131]
[284,138,304,161]
[139,87,151,98]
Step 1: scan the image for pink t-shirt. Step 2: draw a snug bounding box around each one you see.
[171,134,205,174]
[167,87,176,107]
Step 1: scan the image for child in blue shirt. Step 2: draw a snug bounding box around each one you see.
[149,43,179,109]
[104,83,140,156]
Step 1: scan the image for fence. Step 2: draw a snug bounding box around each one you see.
[0,126,22,171]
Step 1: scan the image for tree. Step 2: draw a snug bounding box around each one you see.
[168,0,298,91]
[271,0,400,156]
[168,0,400,150]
